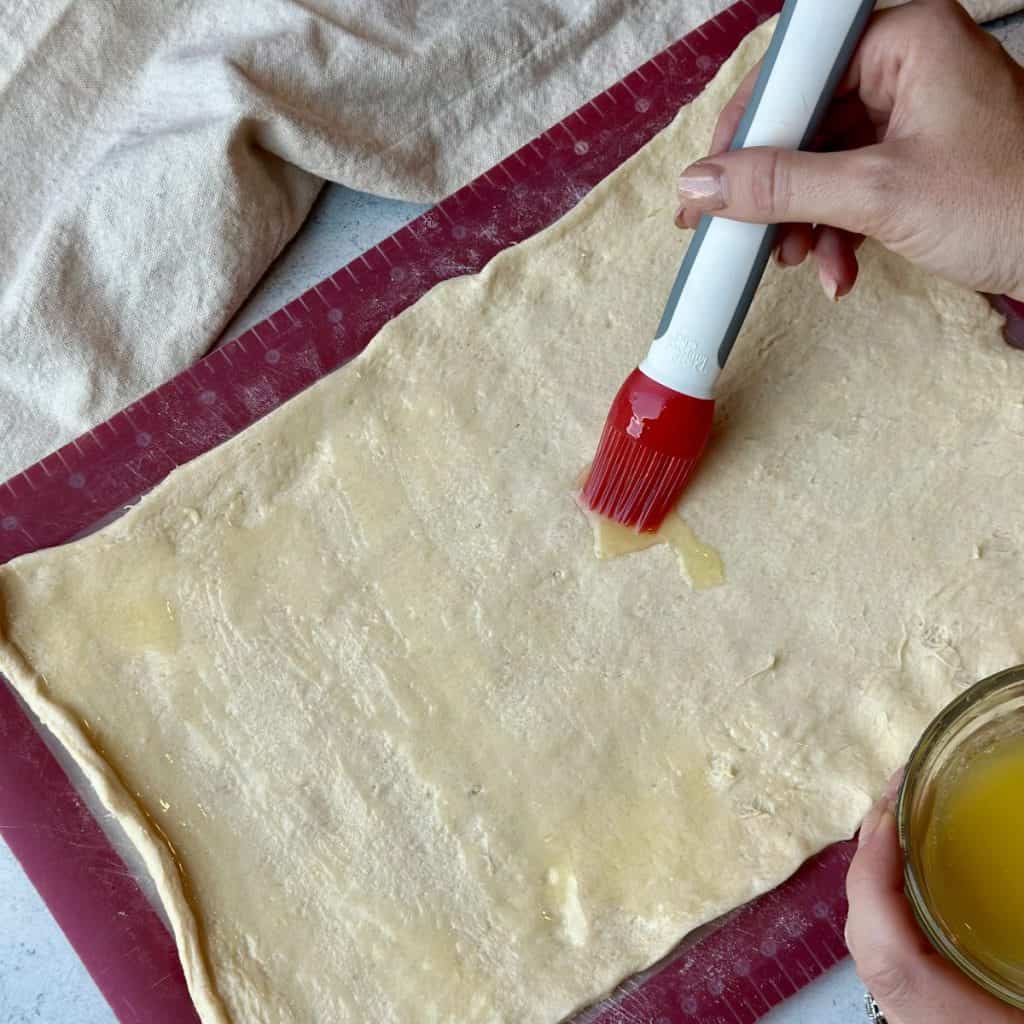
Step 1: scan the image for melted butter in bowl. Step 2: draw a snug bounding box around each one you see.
[921,732,1024,983]
[901,666,1024,1008]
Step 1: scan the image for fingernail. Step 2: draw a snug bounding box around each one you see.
[779,233,807,268]
[857,797,886,848]
[883,768,905,810]
[677,162,727,210]
[819,263,839,303]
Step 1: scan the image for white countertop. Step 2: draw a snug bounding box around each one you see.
[4,14,1022,1019]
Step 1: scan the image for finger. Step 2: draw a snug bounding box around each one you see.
[676,145,896,239]
[846,801,931,964]
[812,227,860,300]
[883,766,904,803]
[710,60,763,155]
[834,2,975,127]
[774,224,813,268]
[833,5,905,99]
[846,799,1024,1024]
[673,203,703,231]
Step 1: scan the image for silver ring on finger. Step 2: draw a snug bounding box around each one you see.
[864,992,888,1023]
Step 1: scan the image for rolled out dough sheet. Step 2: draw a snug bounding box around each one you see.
[2,20,1022,1024]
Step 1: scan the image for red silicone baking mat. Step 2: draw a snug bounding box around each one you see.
[2,0,1018,1020]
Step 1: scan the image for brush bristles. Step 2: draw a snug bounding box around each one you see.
[582,367,715,532]
[583,420,699,533]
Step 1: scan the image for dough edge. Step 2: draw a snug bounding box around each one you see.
[0,637,232,1024]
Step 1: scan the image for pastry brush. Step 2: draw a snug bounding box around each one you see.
[582,0,875,532]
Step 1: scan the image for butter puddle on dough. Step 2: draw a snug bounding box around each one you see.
[574,471,724,590]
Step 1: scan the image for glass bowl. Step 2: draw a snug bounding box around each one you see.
[898,664,1024,1009]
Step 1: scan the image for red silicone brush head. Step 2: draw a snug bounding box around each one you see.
[582,368,715,533]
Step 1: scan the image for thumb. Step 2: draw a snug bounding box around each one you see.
[676,146,894,238]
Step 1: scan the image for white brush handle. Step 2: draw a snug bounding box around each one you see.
[640,0,875,399]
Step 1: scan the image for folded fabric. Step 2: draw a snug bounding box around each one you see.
[1,0,1020,481]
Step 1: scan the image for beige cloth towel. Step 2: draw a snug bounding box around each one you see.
[1,0,1020,481]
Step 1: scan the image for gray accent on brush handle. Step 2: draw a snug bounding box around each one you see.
[653,0,875,370]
